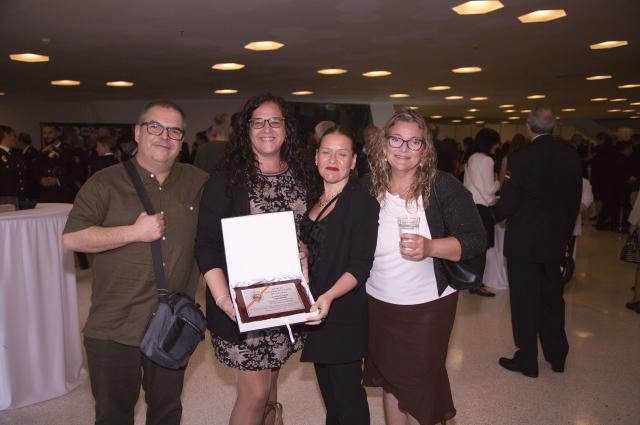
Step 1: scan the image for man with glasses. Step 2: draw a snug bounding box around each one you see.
[63,100,208,425]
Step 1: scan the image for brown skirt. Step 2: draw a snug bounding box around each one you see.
[363,292,458,425]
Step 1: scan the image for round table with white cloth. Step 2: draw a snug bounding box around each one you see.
[0,203,84,410]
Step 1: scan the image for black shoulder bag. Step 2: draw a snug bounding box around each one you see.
[433,185,484,291]
[123,160,207,369]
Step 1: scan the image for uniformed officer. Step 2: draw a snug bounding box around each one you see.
[16,132,41,200]
[0,125,27,200]
[38,125,77,203]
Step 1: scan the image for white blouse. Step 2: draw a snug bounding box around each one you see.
[463,153,500,206]
[366,192,455,305]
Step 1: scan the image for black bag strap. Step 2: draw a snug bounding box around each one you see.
[123,160,167,292]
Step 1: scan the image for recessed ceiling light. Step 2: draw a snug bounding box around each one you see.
[452,1,504,15]
[244,41,284,51]
[452,66,482,74]
[561,108,576,112]
[610,98,627,102]
[590,97,608,102]
[430,115,443,119]
[451,119,462,123]
[468,108,479,112]
[464,116,476,119]
[509,116,520,120]
[445,95,464,100]
[631,116,639,119]
[428,85,451,91]
[520,109,532,113]
[0,92,5,96]
[518,9,567,23]
[317,68,348,75]
[619,84,640,89]
[504,109,516,113]
[106,81,134,87]
[630,102,640,106]
[527,94,546,99]
[214,89,238,94]
[500,120,510,124]
[408,106,419,110]
[362,70,392,77]
[470,96,488,101]
[211,63,245,71]
[291,90,313,96]
[51,80,80,86]
[389,93,409,98]
[607,109,621,112]
[9,53,49,62]
[586,75,612,81]
[590,40,628,50]
[622,109,636,113]
[475,120,485,124]
[499,104,514,108]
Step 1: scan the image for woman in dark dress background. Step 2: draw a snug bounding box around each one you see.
[300,126,379,425]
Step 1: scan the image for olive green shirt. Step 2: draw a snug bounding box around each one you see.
[64,159,208,346]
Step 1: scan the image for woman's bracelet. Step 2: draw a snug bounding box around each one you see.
[215,294,230,307]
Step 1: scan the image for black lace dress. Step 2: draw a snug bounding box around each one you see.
[212,169,307,371]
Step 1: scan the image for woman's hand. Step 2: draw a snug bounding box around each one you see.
[307,294,333,325]
[299,241,310,283]
[400,233,433,261]
[219,296,237,322]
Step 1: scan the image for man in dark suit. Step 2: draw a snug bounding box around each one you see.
[497,107,582,378]
[37,125,77,203]
[0,125,28,200]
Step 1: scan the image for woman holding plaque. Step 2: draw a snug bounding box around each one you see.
[300,126,379,425]
[363,109,485,425]
[195,94,315,425]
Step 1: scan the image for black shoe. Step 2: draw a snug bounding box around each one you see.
[498,356,538,378]
[551,363,565,373]
[626,301,640,311]
[470,287,496,297]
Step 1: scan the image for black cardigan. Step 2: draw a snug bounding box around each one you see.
[194,171,254,343]
[300,181,380,364]
[427,172,487,295]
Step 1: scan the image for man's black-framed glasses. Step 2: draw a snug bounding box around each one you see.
[387,135,425,151]
[141,121,185,141]
[249,117,285,130]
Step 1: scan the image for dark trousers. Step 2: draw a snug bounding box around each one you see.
[84,337,186,425]
[314,360,370,425]
[507,259,569,374]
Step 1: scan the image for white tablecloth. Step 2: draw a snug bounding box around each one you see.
[483,221,509,290]
[0,203,84,410]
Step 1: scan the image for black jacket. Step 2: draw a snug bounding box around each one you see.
[300,181,380,363]
[499,134,582,262]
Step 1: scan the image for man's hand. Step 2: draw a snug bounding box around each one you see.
[40,176,58,187]
[132,212,165,242]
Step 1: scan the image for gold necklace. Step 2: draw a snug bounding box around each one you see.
[317,191,342,208]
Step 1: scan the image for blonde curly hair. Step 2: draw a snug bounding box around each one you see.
[368,108,437,207]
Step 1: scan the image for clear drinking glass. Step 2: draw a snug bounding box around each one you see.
[397,216,420,236]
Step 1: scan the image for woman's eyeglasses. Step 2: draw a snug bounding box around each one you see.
[387,135,424,151]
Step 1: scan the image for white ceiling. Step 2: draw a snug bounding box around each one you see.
[1,0,639,122]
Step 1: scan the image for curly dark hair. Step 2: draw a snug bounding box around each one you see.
[224,93,316,199]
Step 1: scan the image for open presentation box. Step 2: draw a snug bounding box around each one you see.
[221,211,317,333]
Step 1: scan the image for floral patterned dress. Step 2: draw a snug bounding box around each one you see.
[213,168,308,371]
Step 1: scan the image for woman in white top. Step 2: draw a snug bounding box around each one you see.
[363,109,486,425]
[625,193,640,313]
[463,128,501,297]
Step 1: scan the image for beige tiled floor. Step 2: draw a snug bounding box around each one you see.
[1,224,639,425]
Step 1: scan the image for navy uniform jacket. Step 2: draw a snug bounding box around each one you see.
[38,142,77,203]
[499,134,582,262]
[0,148,27,199]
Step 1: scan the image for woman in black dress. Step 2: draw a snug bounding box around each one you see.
[300,126,379,425]
[195,94,315,425]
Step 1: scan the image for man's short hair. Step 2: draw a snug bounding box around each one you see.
[314,120,335,140]
[137,100,186,128]
[0,125,15,141]
[97,135,117,151]
[527,107,555,135]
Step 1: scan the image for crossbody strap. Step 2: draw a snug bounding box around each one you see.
[123,160,167,292]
